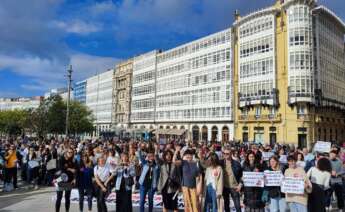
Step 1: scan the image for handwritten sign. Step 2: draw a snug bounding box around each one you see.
[281,177,304,194]
[313,141,331,153]
[262,152,274,161]
[264,171,283,186]
[243,172,264,187]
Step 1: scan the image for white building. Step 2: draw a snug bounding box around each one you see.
[86,69,115,136]
[131,50,159,125]
[131,29,234,142]
[0,97,42,111]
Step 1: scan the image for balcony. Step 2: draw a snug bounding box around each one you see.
[297,114,312,122]
[238,113,282,123]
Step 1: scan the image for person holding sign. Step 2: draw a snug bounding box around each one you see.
[242,150,265,211]
[265,156,287,212]
[284,155,312,212]
[26,146,40,189]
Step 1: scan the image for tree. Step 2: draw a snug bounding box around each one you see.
[0,109,29,136]
[46,95,66,135]
[68,101,94,135]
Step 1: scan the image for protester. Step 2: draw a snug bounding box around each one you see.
[242,150,265,212]
[4,144,19,190]
[265,156,286,212]
[203,152,223,212]
[76,154,94,212]
[307,157,332,212]
[329,149,345,211]
[138,143,159,212]
[157,149,180,212]
[174,146,200,212]
[94,156,111,212]
[285,155,312,212]
[55,147,77,212]
[114,152,135,212]
[220,147,242,212]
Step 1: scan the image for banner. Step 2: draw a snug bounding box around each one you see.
[313,141,331,153]
[52,189,244,211]
[243,172,264,187]
[262,152,274,161]
[281,177,305,194]
[264,171,283,186]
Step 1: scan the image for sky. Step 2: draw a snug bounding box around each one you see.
[0,0,344,98]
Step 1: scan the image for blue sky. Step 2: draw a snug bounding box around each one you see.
[0,0,344,97]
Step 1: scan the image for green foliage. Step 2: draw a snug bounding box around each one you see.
[0,95,95,137]
[0,109,29,136]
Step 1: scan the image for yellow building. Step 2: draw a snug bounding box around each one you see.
[233,0,345,148]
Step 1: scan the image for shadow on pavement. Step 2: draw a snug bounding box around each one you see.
[0,189,52,210]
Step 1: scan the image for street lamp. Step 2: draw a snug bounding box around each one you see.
[65,65,73,136]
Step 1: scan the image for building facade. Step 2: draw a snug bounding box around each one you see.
[73,80,87,104]
[131,50,159,126]
[0,97,43,111]
[86,69,114,136]
[112,59,133,130]
[233,0,345,147]
[131,29,234,142]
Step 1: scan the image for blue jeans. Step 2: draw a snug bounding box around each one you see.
[139,185,155,212]
[270,197,286,212]
[288,202,307,212]
[204,184,217,212]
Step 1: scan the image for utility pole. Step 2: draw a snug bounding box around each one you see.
[65,65,73,137]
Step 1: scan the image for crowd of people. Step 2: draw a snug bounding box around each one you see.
[0,136,345,212]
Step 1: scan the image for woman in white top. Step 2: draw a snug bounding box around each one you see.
[203,152,223,212]
[306,157,331,212]
[296,152,306,169]
[94,156,112,212]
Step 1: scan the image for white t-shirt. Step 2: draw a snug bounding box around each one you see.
[94,164,111,182]
[307,167,331,190]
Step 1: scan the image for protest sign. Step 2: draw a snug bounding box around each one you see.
[264,171,283,186]
[281,177,305,194]
[243,172,264,187]
[313,141,331,153]
[262,152,274,161]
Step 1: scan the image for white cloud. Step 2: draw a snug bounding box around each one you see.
[0,53,120,93]
[53,20,102,35]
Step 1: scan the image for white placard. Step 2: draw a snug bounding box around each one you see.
[279,155,287,164]
[28,160,39,168]
[313,141,331,153]
[264,171,283,186]
[262,152,274,161]
[243,172,264,187]
[281,177,305,194]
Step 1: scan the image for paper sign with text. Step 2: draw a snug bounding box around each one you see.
[264,171,283,186]
[243,172,265,187]
[313,141,331,153]
[281,177,305,194]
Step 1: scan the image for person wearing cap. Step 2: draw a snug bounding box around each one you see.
[285,155,312,212]
[173,146,200,212]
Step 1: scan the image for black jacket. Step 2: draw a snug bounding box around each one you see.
[242,162,265,209]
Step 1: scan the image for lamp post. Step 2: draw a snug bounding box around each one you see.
[65,65,73,137]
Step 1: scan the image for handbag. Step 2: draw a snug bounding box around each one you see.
[261,189,269,203]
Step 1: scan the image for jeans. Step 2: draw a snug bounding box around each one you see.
[269,197,286,212]
[288,202,307,212]
[223,187,241,212]
[204,184,217,212]
[139,185,155,212]
[55,190,71,212]
[78,188,93,212]
[27,167,38,185]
